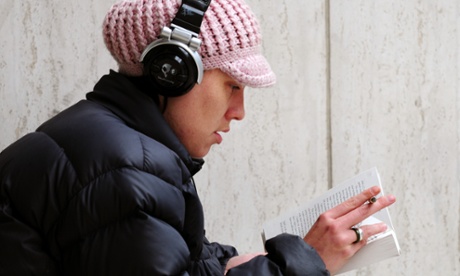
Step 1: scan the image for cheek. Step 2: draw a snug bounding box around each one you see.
[164,109,193,138]
[163,105,207,152]
[161,87,227,156]
[203,91,230,117]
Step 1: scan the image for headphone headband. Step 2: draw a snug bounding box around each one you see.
[172,0,211,34]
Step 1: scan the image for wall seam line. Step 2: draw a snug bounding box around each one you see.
[325,0,333,189]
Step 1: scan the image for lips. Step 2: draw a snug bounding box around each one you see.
[215,132,223,144]
[215,129,229,144]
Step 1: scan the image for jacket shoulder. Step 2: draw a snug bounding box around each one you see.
[37,100,188,185]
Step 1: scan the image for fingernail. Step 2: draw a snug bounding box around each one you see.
[380,223,388,231]
[371,186,380,194]
[386,195,396,203]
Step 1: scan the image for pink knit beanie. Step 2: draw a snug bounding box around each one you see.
[103,0,276,88]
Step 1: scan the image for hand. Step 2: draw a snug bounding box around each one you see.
[225,252,266,274]
[303,186,396,275]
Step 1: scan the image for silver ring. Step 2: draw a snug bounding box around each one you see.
[351,227,363,244]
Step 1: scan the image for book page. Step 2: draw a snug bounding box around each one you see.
[263,168,388,240]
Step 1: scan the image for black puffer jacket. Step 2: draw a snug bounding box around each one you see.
[0,71,328,275]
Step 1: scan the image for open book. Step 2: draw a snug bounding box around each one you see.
[262,167,400,274]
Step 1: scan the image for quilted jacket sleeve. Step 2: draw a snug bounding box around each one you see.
[0,133,65,275]
[0,133,191,275]
[60,211,191,275]
[188,238,238,275]
[227,234,329,275]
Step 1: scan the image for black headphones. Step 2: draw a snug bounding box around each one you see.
[140,0,211,97]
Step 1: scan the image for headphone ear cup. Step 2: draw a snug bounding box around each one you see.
[142,43,200,97]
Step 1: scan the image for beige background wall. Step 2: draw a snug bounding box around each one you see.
[0,0,458,275]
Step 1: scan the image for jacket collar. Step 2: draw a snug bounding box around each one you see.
[87,70,203,176]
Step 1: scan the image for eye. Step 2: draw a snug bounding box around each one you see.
[230,85,241,91]
[226,79,244,94]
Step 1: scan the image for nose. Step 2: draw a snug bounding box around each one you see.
[226,88,245,121]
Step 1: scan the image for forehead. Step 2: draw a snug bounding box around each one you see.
[204,69,244,86]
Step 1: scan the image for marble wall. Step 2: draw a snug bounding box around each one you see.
[0,0,458,275]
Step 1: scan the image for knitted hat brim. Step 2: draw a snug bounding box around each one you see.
[203,48,276,88]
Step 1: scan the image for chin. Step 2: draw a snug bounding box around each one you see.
[190,148,211,159]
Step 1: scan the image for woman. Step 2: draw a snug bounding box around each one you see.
[0,0,395,274]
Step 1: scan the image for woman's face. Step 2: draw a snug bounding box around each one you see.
[162,69,246,158]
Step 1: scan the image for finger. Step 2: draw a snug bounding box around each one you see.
[337,223,388,261]
[328,186,381,219]
[352,223,388,246]
[341,194,396,227]
[349,227,364,245]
